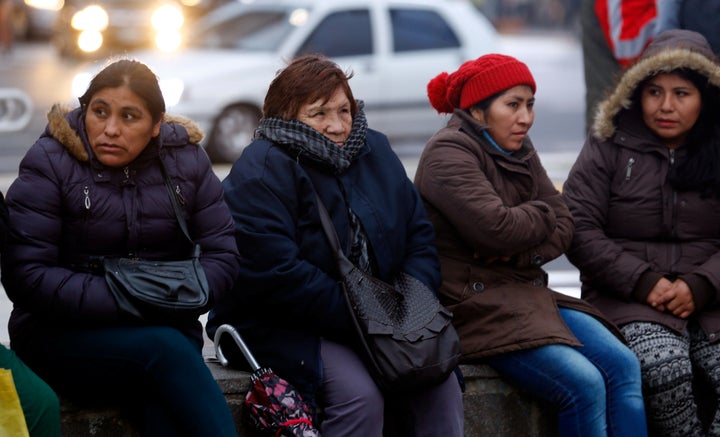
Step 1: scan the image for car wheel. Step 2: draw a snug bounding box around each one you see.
[206,104,261,163]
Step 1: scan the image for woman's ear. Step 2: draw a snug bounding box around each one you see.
[469,107,485,124]
[152,113,165,137]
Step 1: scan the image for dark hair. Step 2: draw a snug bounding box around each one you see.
[468,89,508,113]
[78,59,165,123]
[263,54,358,120]
[639,69,720,196]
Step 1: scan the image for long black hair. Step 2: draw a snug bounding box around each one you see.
[642,69,720,196]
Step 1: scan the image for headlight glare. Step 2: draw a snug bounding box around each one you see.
[24,0,64,11]
[160,78,185,107]
[77,30,103,52]
[71,5,108,31]
[155,30,182,52]
[152,5,184,32]
[72,72,93,100]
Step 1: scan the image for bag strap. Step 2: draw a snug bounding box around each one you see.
[314,193,342,258]
[158,156,197,252]
[314,192,356,275]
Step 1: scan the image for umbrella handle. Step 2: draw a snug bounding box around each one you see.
[214,324,261,371]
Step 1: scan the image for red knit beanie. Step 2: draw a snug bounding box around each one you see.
[427,54,536,113]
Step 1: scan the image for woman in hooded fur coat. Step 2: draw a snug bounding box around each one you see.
[0,59,240,436]
[563,29,720,436]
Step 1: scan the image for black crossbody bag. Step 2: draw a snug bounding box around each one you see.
[103,158,210,320]
[314,192,461,392]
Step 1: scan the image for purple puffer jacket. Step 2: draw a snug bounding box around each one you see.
[1,105,240,346]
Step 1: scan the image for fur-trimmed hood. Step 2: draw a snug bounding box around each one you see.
[592,29,720,140]
[45,104,204,162]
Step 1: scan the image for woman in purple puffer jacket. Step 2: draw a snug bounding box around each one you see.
[0,59,240,436]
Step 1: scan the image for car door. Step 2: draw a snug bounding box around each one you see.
[293,7,383,119]
[371,5,468,138]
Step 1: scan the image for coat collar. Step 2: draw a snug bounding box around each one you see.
[45,104,204,162]
[452,109,536,162]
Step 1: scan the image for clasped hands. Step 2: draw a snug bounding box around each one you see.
[646,277,696,319]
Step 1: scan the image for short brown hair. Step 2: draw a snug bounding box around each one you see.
[263,54,358,120]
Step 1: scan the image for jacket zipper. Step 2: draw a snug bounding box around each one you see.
[122,165,137,256]
[80,185,91,250]
[175,185,186,206]
[669,149,677,272]
[83,186,91,210]
[625,157,635,180]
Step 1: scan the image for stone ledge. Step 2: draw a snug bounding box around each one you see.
[59,363,557,436]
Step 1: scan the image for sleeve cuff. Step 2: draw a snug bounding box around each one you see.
[680,273,716,310]
[632,271,663,302]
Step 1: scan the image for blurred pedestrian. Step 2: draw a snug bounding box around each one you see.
[581,0,657,131]
[0,0,13,54]
[656,0,720,55]
[415,53,648,437]
[564,29,720,436]
[0,59,240,436]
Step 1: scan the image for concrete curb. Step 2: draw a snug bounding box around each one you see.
[59,362,558,436]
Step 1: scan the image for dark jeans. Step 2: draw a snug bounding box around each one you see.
[14,325,237,437]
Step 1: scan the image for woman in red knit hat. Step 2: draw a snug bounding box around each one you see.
[414,54,648,436]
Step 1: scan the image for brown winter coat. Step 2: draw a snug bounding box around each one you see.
[563,29,720,342]
[414,110,615,361]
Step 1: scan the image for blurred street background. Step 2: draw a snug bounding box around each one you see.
[0,0,585,344]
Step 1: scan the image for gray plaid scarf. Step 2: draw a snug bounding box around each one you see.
[254,102,374,273]
[254,102,368,173]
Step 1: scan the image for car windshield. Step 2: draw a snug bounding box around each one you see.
[188,8,308,52]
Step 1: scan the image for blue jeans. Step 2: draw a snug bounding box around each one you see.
[484,308,647,437]
[14,325,237,437]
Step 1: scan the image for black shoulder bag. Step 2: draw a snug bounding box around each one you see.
[103,158,210,320]
[314,193,461,392]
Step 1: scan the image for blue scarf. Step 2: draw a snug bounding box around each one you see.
[483,130,514,156]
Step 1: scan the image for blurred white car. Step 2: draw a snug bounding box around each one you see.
[12,0,63,40]
[72,0,497,162]
[53,0,189,57]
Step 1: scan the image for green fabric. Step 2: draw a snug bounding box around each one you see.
[0,345,60,437]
